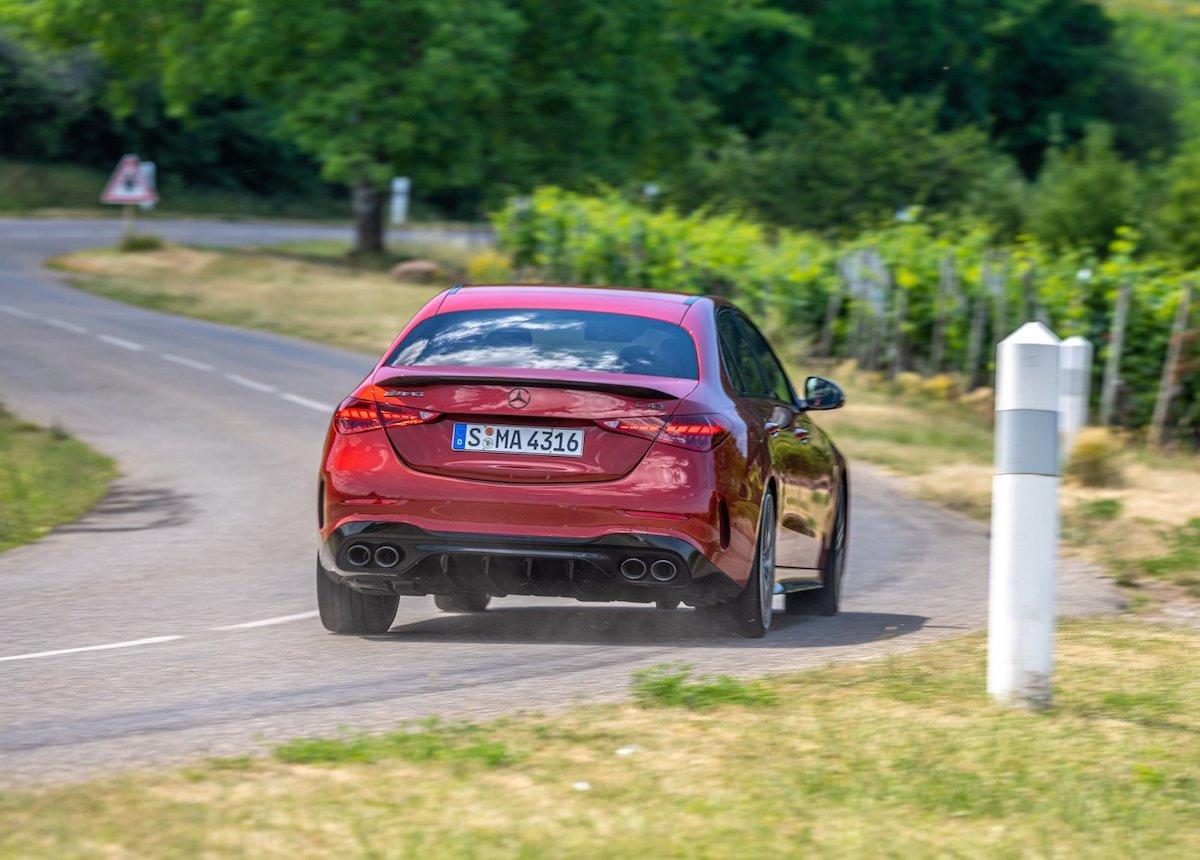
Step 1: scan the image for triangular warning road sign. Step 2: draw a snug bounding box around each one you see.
[100,154,158,205]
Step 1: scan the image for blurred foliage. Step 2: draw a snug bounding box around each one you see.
[1027,125,1141,254]
[0,0,1189,229]
[497,189,1200,434]
[1066,427,1126,486]
[0,30,340,202]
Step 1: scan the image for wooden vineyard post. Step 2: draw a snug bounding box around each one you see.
[1100,281,1133,427]
[817,256,851,357]
[889,275,908,377]
[1150,282,1193,445]
[990,252,1010,382]
[930,254,959,374]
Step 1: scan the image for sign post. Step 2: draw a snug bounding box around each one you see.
[988,322,1061,709]
[390,177,411,226]
[100,154,159,238]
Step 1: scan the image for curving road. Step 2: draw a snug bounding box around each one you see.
[0,218,1120,784]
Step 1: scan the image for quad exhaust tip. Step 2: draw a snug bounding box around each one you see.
[619,557,647,580]
[650,559,677,581]
[345,544,371,567]
[373,545,400,569]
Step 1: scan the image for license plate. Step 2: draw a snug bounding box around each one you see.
[451,423,584,457]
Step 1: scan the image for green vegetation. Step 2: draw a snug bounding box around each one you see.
[275,722,518,768]
[0,619,1195,856]
[0,404,114,554]
[1137,519,1200,596]
[496,189,1198,434]
[631,665,779,710]
[2,0,1194,249]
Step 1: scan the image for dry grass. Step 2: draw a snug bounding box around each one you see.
[51,245,443,355]
[0,619,1196,858]
[810,367,1200,597]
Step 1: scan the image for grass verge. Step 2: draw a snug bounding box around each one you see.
[0,404,115,554]
[0,618,1195,857]
[51,245,442,355]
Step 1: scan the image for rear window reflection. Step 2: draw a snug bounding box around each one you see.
[388,309,699,380]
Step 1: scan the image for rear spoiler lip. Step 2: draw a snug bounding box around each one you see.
[373,371,694,401]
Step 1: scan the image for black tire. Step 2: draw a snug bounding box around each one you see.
[316,558,399,634]
[654,598,681,611]
[785,488,847,617]
[704,491,776,638]
[434,593,491,613]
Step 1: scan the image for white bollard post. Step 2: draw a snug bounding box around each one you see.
[988,322,1061,709]
[1057,336,1092,461]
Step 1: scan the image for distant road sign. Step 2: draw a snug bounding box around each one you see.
[101,155,158,205]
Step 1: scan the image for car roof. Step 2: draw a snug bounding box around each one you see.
[438,284,701,323]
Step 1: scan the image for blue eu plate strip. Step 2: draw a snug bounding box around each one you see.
[451,422,468,450]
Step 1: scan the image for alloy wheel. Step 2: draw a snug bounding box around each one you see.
[758,501,776,629]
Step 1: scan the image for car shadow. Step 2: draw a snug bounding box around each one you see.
[381,606,928,649]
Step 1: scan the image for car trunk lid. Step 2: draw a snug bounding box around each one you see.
[371,368,696,483]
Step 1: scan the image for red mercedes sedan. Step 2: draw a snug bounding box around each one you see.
[316,285,848,638]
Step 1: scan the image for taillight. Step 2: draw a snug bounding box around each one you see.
[334,397,438,434]
[596,416,665,441]
[596,414,730,451]
[660,414,731,451]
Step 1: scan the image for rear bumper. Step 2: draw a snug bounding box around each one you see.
[319,522,741,607]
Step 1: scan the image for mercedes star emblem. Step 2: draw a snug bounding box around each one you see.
[507,388,531,408]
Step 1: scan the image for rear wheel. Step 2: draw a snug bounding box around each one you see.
[785,488,847,617]
[316,558,399,634]
[434,593,491,613]
[706,492,775,638]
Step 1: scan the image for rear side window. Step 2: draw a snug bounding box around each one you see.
[717,310,794,402]
[387,309,699,380]
[735,316,794,403]
[716,311,765,395]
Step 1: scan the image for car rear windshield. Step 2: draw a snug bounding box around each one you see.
[387,308,699,379]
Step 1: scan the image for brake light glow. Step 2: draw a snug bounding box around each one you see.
[596,416,665,441]
[660,415,731,451]
[334,397,439,434]
[597,414,731,451]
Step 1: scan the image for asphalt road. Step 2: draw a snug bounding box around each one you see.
[0,217,1121,784]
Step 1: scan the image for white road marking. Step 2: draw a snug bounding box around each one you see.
[97,334,145,352]
[211,611,319,631]
[226,373,276,393]
[280,392,330,412]
[160,353,213,371]
[0,635,184,664]
[0,304,36,319]
[44,317,88,334]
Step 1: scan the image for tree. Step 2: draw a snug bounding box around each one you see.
[675,94,1001,232]
[1026,124,1140,255]
[1154,147,1200,268]
[469,0,709,214]
[794,0,1175,172]
[6,0,523,253]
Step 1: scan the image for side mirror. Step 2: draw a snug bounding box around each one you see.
[802,376,845,411]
